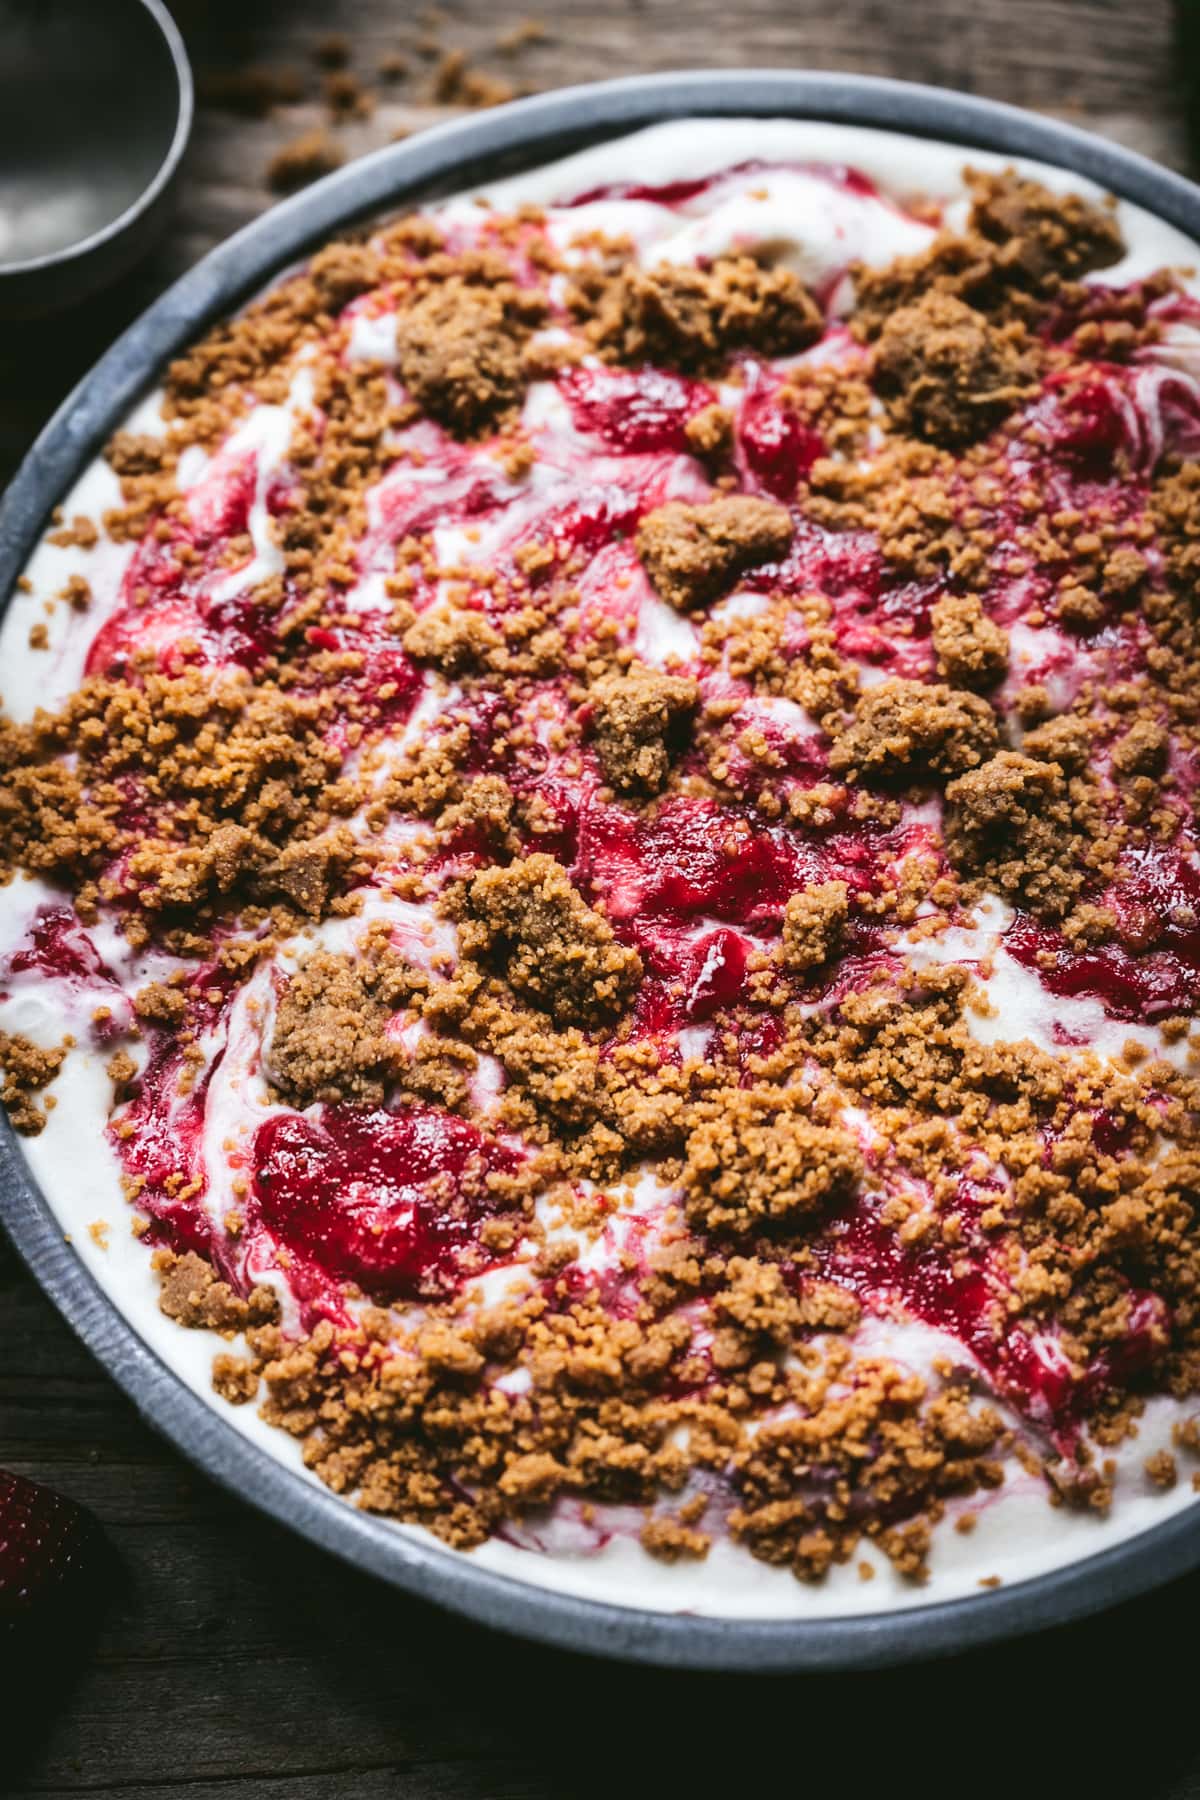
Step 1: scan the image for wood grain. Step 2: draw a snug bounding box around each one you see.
[2,2,1199,1793]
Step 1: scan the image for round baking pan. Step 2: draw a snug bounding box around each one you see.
[2,70,1199,1672]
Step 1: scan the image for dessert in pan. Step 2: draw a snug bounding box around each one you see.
[4,117,1200,1618]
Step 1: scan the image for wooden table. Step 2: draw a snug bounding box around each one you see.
[3,3,1199,1793]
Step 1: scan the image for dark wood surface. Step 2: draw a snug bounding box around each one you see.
[3,2,1200,1793]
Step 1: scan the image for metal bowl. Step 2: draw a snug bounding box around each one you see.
[0,0,192,318]
[2,70,1200,1671]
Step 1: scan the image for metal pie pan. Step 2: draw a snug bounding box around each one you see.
[2,70,1199,1672]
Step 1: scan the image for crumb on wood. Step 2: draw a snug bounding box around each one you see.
[266,129,346,194]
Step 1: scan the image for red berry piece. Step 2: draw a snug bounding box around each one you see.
[0,1469,99,1625]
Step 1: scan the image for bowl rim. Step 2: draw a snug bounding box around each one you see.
[0,0,194,278]
[3,68,1200,1672]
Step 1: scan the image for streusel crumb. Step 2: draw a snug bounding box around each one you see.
[637,496,794,611]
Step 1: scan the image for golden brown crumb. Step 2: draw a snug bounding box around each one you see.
[637,496,794,611]
[931,594,1010,688]
[59,574,92,611]
[946,750,1113,918]
[430,48,516,109]
[878,1517,934,1580]
[1152,462,1200,593]
[461,854,641,1026]
[133,981,188,1028]
[395,279,545,436]
[590,663,698,793]
[267,129,345,195]
[852,168,1124,339]
[1111,717,1168,777]
[46,515,97,550]
[323,69,374,121]
[402,602,504,673]
[105,1049,137,1097]
[572,255,823,373]
[267,944,416,1108]
[685,403,734,462]
[968,168,1123,288]
[262,829,356,918]
[0,1032,69,1134]
[213,1354,261,1404]
[154,1249,279,1335]
[640,1514,712,1561]
[781,881,849,972]
[681,1085,862,1236]
[1145,1449,1178,1489]
[829,679,999,782]
[873,291,1037,446]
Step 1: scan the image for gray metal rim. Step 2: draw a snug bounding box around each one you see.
[2,70,1198,1671]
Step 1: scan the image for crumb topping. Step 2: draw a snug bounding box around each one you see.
[0,1031,69,1134]
[930,593,1010,688]
[945,751,1113,918]
[872,291,1038,446]
[852,167,1124,337]
[460,854,642,1026]
[571,254,822,372]
[681,1087,863,1236]
[395,278,545,436]
[590,662,699,793]
[781,880,849,972]
[268,944,414,1108]
[829,678,1000,782]
[637,496,794,611]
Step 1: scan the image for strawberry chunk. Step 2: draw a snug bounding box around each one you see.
[0,1469,100,1625]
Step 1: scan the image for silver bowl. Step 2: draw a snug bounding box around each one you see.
[0,0,192,318]
[2,70,1199,1670]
